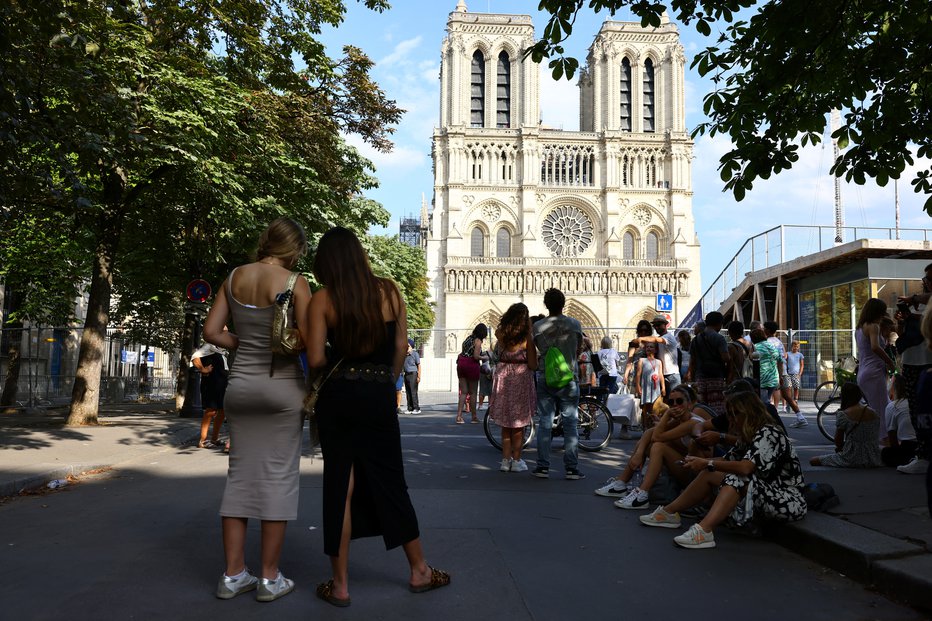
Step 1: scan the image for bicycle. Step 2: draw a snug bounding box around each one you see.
[815,396,842,442]
[483,394,614,452]
[812,356,858,410]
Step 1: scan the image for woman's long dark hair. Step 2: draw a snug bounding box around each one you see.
[495,304,529,350]
[313,227,392,357]
[857,298,887,328]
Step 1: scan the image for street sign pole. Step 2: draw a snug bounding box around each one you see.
[179,279,211,419]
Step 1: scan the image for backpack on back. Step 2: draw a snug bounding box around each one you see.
[729,341,754,379]
[544,347,573,388]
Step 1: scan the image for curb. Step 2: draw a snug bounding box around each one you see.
[772,512,932,612]
[1,424,203,499]
[0,463,112,499]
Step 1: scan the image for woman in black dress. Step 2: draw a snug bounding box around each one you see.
[307,227,450,607]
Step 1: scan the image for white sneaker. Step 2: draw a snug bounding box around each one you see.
[413,409,422,414]
[639,506,681,529]
[216,569,258,599]
[897,457,930,474]
[614,488,649,510]
[256,572,295,602]
[511,459,528,472]
[500,458,513,472]
[790,418,808,428]
[594,478,631,498]
[673,524,716,549]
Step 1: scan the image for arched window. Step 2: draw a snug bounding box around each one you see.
[496,228,511,257]
[470,227,486,257]
[646,231,659,260]
[470,51,485,128]
[620,57,631,132]
[623,231,636,260]
[496,51,510,128]
[642,58,655,132]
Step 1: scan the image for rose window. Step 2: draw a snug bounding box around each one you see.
[482,203,501,221]
[542,205,593,257]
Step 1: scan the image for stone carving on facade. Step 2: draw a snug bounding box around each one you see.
[542,205,594,257]
[447,332,458,353]
[462,195,474,207]
[657,198,668,211]
[536,193,546,206]
[633,206,651,226]
[482,203,501,221]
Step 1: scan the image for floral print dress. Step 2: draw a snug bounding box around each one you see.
[723,425,807,525]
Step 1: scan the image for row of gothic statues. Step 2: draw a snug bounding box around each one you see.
[443,268,689,296]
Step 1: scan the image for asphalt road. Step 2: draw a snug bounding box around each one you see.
[0,401,923,621]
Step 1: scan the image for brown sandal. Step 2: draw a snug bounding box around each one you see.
[316,579,351,607]
[409,566,451,593]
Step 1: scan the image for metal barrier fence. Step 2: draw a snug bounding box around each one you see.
[0,326,180,406]
[408,326,863,397]
[1,324,864,402]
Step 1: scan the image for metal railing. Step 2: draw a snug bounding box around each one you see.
[447,256,685,268]
[700,225,932,313]
[1,325,180,407]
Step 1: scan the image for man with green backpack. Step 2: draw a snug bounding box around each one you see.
[532,288,585,480]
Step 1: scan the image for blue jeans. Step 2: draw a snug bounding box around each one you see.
[535,378,580,471]
[598,374,618,394]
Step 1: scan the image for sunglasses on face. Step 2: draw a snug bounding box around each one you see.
[667,397,686,405]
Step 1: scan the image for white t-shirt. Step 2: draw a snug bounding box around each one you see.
[657,331,679,375]
[885,399,917,442]
[598,348,620,377]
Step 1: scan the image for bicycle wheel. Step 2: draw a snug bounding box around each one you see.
[813,381,838,410]
[483,410,534,451]
[816,397,842,442]
[576,397,613,452]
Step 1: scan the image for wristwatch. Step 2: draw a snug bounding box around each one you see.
[719,432,726,443]
[706,460,715,472]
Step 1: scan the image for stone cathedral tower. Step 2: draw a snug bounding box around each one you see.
[423,1,700,367]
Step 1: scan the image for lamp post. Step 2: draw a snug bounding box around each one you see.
[179,279,212,418]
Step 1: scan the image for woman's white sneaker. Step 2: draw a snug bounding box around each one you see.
[897,457,929,474]
[615,488,649,509]
[594,478,631,497]
[256,572,295,602]
[511,459,528,472]
[673,524,716,549]
[500,458,513,472]
[638,506,682,529]
[216,568,258,599]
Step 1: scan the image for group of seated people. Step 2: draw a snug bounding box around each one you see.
[595,380,806,549]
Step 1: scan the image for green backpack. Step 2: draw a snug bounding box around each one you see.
[544,346,573,388]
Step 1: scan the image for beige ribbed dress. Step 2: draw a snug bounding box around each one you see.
[219,269,306,521]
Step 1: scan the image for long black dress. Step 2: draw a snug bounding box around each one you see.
[315,321,420,556]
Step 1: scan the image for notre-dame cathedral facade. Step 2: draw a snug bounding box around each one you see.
[423,2,701,364]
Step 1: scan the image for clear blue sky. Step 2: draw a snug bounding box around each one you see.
[319,0,930,292]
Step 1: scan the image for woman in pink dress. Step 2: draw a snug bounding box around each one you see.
[489,303,538,473]
[855,298,898,440]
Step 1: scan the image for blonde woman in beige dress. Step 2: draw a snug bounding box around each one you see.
[203,217,311,603]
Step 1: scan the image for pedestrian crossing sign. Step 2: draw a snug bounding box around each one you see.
[656,293,673,312]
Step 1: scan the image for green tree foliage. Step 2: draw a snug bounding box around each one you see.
[0,0,401,424]
[529,0,932,213]
[368,235,434,332]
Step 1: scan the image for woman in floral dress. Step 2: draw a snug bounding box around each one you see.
[639,391,806,549]
[489,303,538,473]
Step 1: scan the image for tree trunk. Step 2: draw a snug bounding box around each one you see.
[66,235,118,426]
[67,167,125,426]
[1,341,21,409]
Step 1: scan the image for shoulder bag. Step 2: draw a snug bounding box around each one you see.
[270,272,301,356]
[303,357,345,448]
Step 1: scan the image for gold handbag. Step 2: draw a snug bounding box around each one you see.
[270,272,302,356]
[303,358,344,448]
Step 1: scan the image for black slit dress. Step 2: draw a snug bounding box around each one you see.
[315,321,420,556]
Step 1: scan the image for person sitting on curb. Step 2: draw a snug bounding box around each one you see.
[594,385,710,507]
[810,383,882,468]
[882,374,918,467]
[639,391,807,549]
